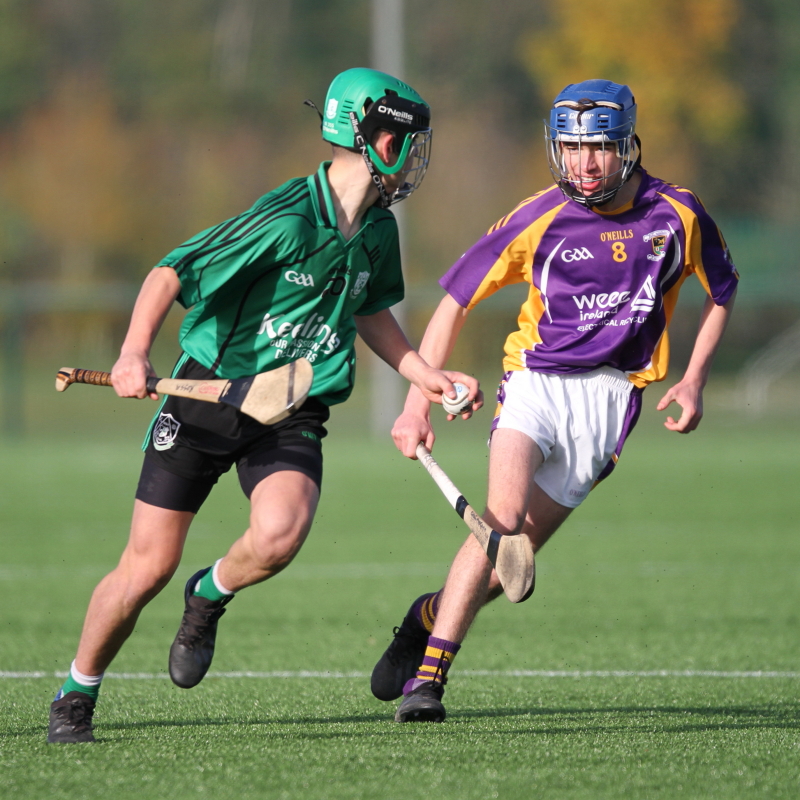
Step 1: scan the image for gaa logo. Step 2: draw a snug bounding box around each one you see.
[285,270,315,287]
[562,247,594,262]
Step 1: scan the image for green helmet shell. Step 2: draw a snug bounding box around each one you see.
[321,67,431,175]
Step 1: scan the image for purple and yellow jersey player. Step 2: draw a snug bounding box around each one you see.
[371,79,738,724]
[443,174,738,385]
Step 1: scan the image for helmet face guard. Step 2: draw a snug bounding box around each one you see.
[347,111,432,208]
[358,95,432,206]
[544,80,639,208]
[386,128,432,203]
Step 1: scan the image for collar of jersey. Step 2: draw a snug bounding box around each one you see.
[591,168,649,217]
[308,162,337,230]
[309,161,379,241]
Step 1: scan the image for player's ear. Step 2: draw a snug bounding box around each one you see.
[372,130,398,168]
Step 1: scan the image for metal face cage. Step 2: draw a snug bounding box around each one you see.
[544,101,638,207]
[390,128,432,204]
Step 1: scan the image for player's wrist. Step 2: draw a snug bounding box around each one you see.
[679,371,707,391]
[399,352,435,386]
[402,389,432,417]
[118,343,152,361]
[404,372,438,407]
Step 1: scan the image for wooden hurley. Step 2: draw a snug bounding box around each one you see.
[55,359,314,426]
[415,443,535,604]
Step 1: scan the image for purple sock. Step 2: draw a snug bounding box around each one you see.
[411,591,442,633]
[403,635,460,695]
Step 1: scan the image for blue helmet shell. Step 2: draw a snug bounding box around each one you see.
[548,80,636,142]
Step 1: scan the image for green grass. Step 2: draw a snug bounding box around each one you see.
[2,383,800,799]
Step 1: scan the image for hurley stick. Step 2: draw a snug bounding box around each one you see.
[415,443,535,604]
[55,359,314,426]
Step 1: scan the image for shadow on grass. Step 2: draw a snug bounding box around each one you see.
[9,702,800,743]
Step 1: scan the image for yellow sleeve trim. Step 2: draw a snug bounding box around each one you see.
[657,192,711,295]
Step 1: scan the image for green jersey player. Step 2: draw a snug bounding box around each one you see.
[47,68,481,744]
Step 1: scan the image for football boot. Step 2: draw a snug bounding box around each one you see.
[169,567,233,689]
[394,681,446,723]
[48,691,96,743]
[371,599,430,701]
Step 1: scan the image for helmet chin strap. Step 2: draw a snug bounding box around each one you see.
[348,111,394,209]
[570,180,623,208]
[565,134,642,209]
[303,99,324,127]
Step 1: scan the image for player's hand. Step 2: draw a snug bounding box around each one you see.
[111,351,158,400]
[656,379,704,433]
[392,409,435,459]
[416,370,483,421]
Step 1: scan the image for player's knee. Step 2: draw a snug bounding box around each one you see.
[247,511,312,572]
[118,550,180,602]
[483,507,526,537]
[247,534,304,574]
[142,560,179,595]
[112,565,173,611]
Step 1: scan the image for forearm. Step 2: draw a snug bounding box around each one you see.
[403,294,469,413]
[682,289,736,386]
[354,308,418,373]
[386,294,478,456]
[119,267,182,358]
[416,293,470,368]
[355,302,479,413]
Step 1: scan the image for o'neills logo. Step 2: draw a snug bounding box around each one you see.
[600,229,633,242]
[378,105,414,124]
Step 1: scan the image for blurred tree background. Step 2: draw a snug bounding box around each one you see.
[0,0,798,431]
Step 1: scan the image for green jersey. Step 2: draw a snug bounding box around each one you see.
[158,162,404,407]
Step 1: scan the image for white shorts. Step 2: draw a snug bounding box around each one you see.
[492,367,643,508]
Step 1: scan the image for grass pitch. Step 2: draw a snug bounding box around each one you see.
[2,381,800,799]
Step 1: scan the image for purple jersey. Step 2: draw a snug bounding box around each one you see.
[440,170,739,387]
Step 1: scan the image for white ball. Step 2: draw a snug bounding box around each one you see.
[442,383,472,415]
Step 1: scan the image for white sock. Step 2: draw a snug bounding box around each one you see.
[212,558,235,595]
[71,659,104,687]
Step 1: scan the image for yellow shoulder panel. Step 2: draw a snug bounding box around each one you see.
[468,199,568,310]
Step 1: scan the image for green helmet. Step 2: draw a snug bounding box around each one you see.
[320,67,432,205]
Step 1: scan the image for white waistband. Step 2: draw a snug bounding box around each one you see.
[554,366,634,394]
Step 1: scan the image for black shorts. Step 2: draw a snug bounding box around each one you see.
[136,356,329,513]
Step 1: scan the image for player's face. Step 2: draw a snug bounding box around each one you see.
[372,128,432,202]
[560,141,623,197]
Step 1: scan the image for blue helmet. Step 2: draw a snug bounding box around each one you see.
[544,79,640,207]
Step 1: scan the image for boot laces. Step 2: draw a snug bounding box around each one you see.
[55,696,94,731]
[176,601,227,647]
